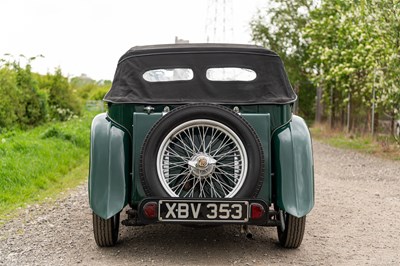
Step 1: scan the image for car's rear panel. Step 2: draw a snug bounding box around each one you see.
[107,103,292,205]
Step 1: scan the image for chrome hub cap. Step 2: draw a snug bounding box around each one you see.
[188,153,217,179]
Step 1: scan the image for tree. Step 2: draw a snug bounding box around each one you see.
[0,56,47,128]
[250,0,316,121]
[0,66,19,129]
[304,0,400,134]
[40,68,81,121]
[367,0,400,135]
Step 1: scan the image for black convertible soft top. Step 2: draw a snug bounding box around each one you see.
[104,44,296,105]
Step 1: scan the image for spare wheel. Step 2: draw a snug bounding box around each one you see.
[140,104,264,198]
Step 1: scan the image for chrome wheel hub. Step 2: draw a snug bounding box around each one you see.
[188,153,217,179]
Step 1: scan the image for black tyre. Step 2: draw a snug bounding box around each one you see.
[140,104,264,198]
[277,213,306,248]
[93,212,120,247]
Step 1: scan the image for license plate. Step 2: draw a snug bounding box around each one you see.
[158,199,249,223]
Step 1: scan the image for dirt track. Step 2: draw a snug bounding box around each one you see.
[1,141,400,265]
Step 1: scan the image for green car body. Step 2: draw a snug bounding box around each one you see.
[89,44,314,248]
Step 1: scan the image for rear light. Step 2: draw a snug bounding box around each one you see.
[250,203,265,220]
[143,202,158,219]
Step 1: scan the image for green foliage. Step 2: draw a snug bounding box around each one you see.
[71,77,111,101]
[89,85,110,100]
[368,0,400,118]
[0,67,19,129]
[41,126,86,147]
[304,0,400,131]
[250,0,316,120]
[70,74,111,101]
[0,111,95,218]
[297,80,316,122]
[305,1,376,118]
[0,55,110,131]
[39,68,82,121]
[252,0,400,134]
[0,58,47,129]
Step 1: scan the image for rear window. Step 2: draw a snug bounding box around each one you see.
[143,68,193,82]
[206,67,257,81]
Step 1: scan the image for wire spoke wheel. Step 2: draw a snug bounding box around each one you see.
[140,104,264,199]
[157,119,248,198]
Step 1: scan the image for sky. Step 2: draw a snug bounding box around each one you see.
[0,0,267,81]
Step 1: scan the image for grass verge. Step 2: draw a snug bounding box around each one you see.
[310,123,400,161]
[0,111,97,220]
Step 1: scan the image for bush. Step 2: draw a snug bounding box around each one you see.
[0,68,19,130]
[41,68,82,121]
[89,86,109,100]
[0,60,47,129]
[0,55,108,130]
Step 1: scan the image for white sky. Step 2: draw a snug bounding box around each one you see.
[0,0,267,80]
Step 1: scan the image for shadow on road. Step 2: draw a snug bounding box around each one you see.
[89,223,304,265]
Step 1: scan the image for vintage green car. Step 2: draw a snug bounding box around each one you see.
[89,44,314,248]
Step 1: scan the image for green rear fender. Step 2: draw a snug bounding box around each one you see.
[89,113,131,219]
[272,115,314,217]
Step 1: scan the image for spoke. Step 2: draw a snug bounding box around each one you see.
[209,134,228,155]
[209,174,232,196]
[172,135,194,157]
[214,173,237,187]
[166,163,188,171]
[176,175,196,196]
[182,128,198,153]
[191,127,201,153]
[185,177,200,197]
[166,146,189,161]
[165,166,187,172]
[198,179,206,198]
[204,127,217,153]
[166,170,191,185]
[170,172,192,191]
[205,128,225,153]
[204,177,222,198]
[213,148,240,160]
[167,173,190,187]
[167,161,188,167]
[200,126,209,153]
[195,126,204,153]
[214,168,239,183]
[214,174,235,190]
[216,161,243,168]
[210,135,235,156]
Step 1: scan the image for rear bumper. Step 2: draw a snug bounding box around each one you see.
[122,198,281,227]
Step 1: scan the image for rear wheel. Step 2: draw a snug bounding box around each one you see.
[277,212,306,248]
[93,212,120,247]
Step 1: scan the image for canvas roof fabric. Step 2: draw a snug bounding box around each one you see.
[104,43,297,105]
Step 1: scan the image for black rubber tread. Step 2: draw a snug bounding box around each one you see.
[93,212,120,247]
[278,214,306,248]
[140,103,264,198]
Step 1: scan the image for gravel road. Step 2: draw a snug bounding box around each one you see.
[1,141,400,265]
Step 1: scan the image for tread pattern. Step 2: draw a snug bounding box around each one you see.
[278,214,306,248]
[93,212,119,247]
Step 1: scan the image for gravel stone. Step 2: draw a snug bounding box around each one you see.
[0,141,399,265]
